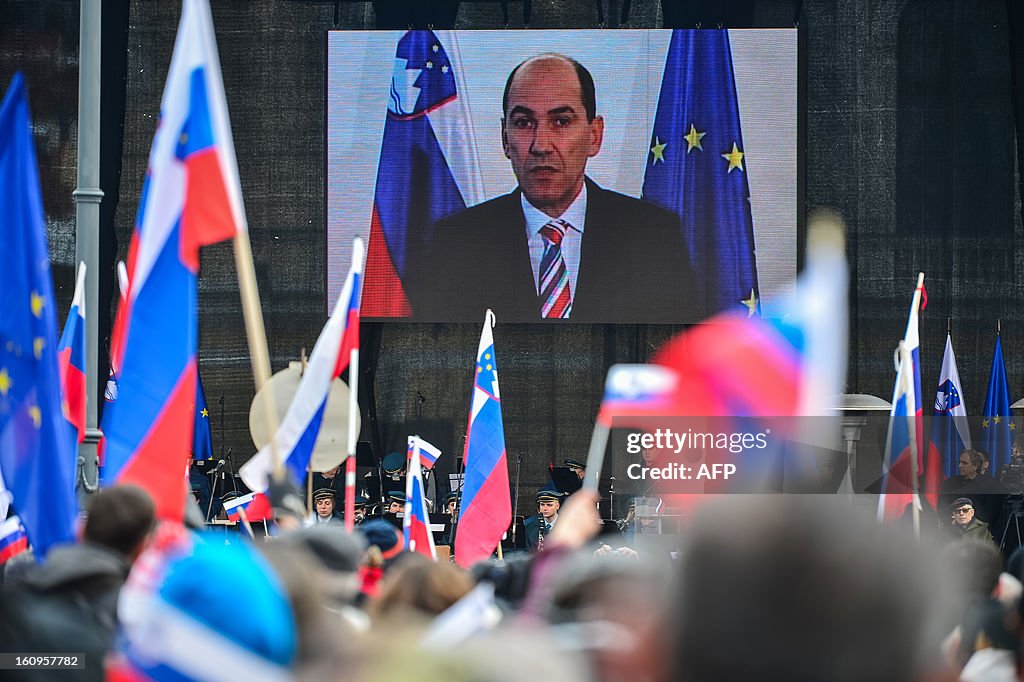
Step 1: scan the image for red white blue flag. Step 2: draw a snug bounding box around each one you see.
[455,311,511,568]
[410,434,442,470]
[597,364,681,427]
[404,436,437,559]
[240,239,363,497]
[362,30,483,317]
[0,516,29,564]
[101,0,245,520]
[57,262,87,444]
[878,274,931,520]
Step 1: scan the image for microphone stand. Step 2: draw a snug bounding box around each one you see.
[608,476,615,521]
[511,454,522,545]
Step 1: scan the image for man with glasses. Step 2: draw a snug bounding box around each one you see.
[948,497,994,543]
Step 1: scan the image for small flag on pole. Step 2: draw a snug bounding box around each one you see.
[404,436,437,559]
[57,262,87,444]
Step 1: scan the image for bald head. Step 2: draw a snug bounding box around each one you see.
[503,54,597,123]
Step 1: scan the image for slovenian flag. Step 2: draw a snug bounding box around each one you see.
[404,436,437,559]
[101,0,246,521]
[930,334,970,480]
[0,516,29,564]
[596,364,681,428]
[57,262,87,444]
[0,73,78,559]
[878,274,930,520]
[454,310,511,568]
[410,435,442,470]
[240,238,363,498]
[362,29,483,318]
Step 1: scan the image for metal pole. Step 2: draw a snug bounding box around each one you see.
[74,0,104,498]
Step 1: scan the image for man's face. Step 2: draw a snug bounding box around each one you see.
[502,57,604,218]
[447,501,457,516]
[952,504,975,528]
[316,497,334,517]
[569,465,585,480]
[354,507,365,522]
[389,501,403,514]
[538,499,560,520]
[959,453,979,478]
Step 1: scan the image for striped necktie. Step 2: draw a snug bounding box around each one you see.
[538,219,572,318]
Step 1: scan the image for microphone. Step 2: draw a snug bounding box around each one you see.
[208,459,226,475]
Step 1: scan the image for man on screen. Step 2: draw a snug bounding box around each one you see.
[414,54,700,323]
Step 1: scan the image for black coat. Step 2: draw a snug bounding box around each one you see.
[411,178,703,323]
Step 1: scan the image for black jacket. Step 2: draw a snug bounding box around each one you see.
[411,178,703,323]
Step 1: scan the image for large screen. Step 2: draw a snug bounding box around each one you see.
[327,29,797,323]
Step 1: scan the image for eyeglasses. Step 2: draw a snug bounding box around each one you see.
[953,508,973,515]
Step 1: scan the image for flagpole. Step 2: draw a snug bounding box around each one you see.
[902,340,921,540]
[582,423,610,492]
[345,346,359,531]
[232,231,283,479]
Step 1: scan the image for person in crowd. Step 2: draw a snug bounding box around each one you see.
[313,488,343,526]
[948,497,994,543]
[108,532,296,680]
[442,491,460,547]
[0,485,156,678]
[524,489,564,552]
[349,494,369,525]
[665,497,944,682]
[940,449,999,524]
[953,598,1017,682]
[357,520,406,600]
[370,552,474,623]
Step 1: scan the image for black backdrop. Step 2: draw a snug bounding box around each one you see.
[2,0,1022,509]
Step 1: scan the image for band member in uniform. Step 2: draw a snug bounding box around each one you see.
[524,489,564,552]
[314,488,343,526]
[442,491,460,547]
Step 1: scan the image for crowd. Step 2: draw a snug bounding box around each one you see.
[2,483,1024,682]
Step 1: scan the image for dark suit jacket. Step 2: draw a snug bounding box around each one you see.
[410,178,703,323]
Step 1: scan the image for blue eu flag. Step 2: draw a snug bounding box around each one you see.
[0,73,77,558]
[642,30,760,316]
[981,335,1012,475]
[192,371,213,461]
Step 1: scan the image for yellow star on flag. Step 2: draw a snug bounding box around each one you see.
[684,124,706,153]
[33,337,45,359]
[722,142,744,173]
[994,415,1003,424]
[741,289,758,317]
[201,408,209,418]
[30,291,44,318]
[650,136,667,164]
[1011,421,1017,431]
[0,368,11,396]
[982,419,990,428]
[29,405,41,428]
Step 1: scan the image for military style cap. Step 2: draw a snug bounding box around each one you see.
[387,490,405,504]
[382,452,405,474]
[354,495,369,508]
[313,488,336,502]
[564,458,586,470]
[536,489,563,503]
[445,491,461,504]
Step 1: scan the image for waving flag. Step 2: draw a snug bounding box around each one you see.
[410,434,442,470]
[362,29,484,318]
[192,371,213,461]
[0,516,29,564]
[878,274,931,520]
[0,73,77,559]
[455,310,511,568]
[982,335,1012,475]
[57,262,87,444]
[930,335,970,479]
[240,239,363,497]
[404,436,437,558]
[642,29,759,316]
[101,0,245,520]
[596,364,681,427]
